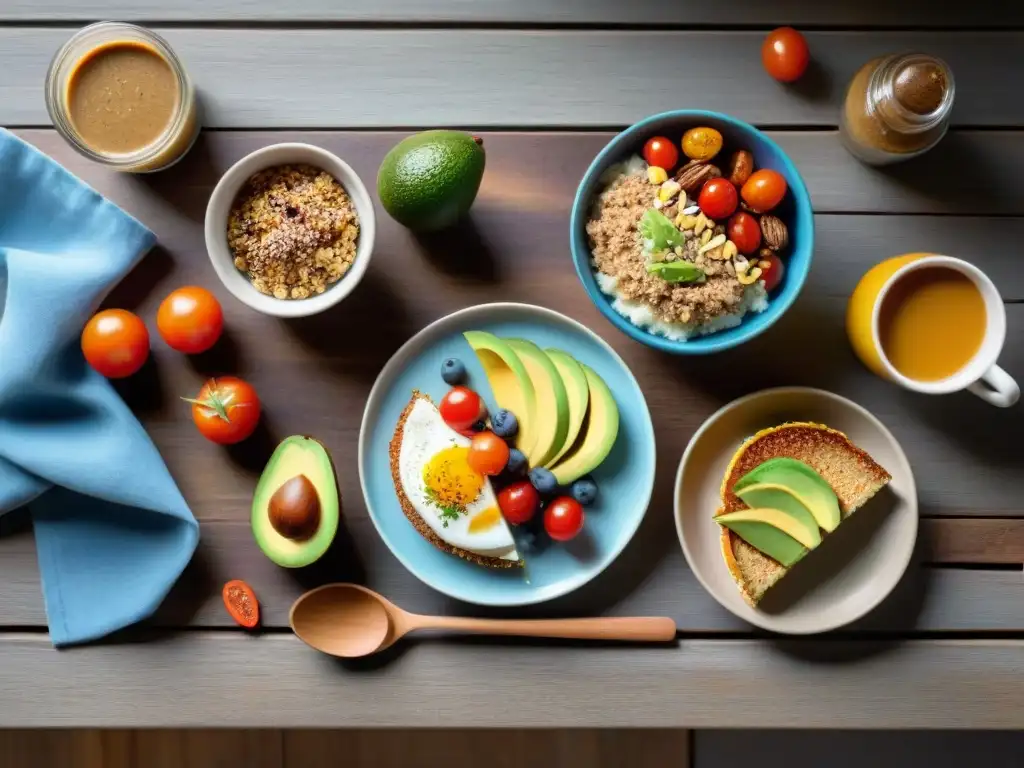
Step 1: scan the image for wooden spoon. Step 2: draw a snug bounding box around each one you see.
[289,583,677,658]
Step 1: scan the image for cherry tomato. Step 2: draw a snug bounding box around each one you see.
[741,169,788,213]
[497,480,540,525]
[439,386,484,432]
[727,212,762,255]
[544,496,585,542]
[157,286,224,354]
[468,431,510,476]
[698,178,739,220]
[759,252,785,293]
[186,376,261,445]
[642,136,679,171]
[762,27,810,83]
[681,126,724,161]
[81,309,150,379]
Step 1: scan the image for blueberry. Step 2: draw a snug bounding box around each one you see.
[491,409,519,439]
[505,448,528,476]
[528,467,558,495]
[441,357,466,385]
[571,476,598,506]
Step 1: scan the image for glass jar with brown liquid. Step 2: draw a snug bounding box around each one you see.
[840,53,954,165]
[45,22,199,172]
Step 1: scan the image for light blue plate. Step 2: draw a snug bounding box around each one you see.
[358,303,656,606]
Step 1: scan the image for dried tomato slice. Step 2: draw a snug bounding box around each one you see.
[222,579,260,629]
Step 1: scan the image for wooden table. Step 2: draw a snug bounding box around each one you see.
[1,1,1023,730]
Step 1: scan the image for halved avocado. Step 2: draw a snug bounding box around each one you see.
[505,339,569,467]
[550,364,619,485]
[252,436,340,568]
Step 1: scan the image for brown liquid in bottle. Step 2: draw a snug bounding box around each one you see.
[841,54,954,165]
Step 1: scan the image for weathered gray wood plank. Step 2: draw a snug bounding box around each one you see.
[2,30,1023,128]
[2,520,1022,632]
[1,0,1018,26]
[696,731,1024,768]
[1,634,1023,728]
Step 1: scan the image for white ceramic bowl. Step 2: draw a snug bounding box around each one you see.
[204,142,376,318]
[675,387,918,635]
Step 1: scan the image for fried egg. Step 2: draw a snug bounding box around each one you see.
[397,395,519,562]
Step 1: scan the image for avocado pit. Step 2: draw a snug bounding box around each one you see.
[269,474,321,541]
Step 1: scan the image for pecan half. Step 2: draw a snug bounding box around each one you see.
[759,214,789,252]
[675,160,722,195]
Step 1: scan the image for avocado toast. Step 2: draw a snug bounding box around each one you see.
[716,423,891,606]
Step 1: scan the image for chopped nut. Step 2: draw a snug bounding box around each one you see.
[726,150,754,187]
[658,179,682,202]
[650,249,666,263]
[759,259,772,269]
[694,213,709,235]
[699,233,727,254]
[721,240,738,260]
[681,204,700,215]
[674,245,684,256]
[677,214,699,230]
[760,215,789,251]
[647,166,669,185]
[737,266,763,285]
[700,229,713,245]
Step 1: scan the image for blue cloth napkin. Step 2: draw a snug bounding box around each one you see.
[0,129,200,646]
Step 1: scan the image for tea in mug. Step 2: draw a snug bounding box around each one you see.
[878,266,986,381]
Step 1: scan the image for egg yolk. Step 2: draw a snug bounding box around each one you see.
[468,506,502,533]
[423,446,484,509]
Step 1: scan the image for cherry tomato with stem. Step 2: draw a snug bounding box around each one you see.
[759,252,785,293]
[762,27,810,83]
[184,376,261,445]
[727,212,762,255]
[81,309,150,379]
[157,286,224,354]
[544,496,585,542]
[741,169,788,213]
[642,136,679,172]
[468,431,510,476]
[497,480,540,525]
[439,386,485,433]
[698,178,739,220]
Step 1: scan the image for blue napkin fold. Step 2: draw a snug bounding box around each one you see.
[0,129,200,646]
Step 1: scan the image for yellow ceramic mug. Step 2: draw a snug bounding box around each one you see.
[847,253,1019,408]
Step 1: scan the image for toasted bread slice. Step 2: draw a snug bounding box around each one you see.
[716,422,891,606]
[389,391,521,569]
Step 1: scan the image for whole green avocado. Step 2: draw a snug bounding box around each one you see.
[377,130,486,232]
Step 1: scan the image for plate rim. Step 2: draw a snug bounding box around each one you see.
[673,386,919,634]
[358,301,656,607]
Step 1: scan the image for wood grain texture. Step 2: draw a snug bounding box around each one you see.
[696,731,1024,768]
[0,130,1021,639]
[3,31,1024,128]
[133,730,282,768]
[284,729,689,768]
[1,519,1023,632]
[0,731,133,768]
[925,519,1024,564]
[2,634,1024,728]
[1,0,1019,25]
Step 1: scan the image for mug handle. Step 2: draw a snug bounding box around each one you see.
[967,365,1020,408]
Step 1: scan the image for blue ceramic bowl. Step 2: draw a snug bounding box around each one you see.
[358,303,655,606]
[570,110,814,355]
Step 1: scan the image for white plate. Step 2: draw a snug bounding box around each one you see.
[675,387,918,634]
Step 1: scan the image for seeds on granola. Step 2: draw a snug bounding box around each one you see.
[227,164,359,300]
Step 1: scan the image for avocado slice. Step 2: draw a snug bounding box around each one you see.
[543,348,590,468]
[464,331,538,459]
[377,130,486,232]
[715,508,809,567]
[735,483,822,547]
[504,339,569,467]
[252,436,339,568]
[734,458,841,532]
[550,364,619,485]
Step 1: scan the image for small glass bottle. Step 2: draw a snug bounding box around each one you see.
[840,53,954,166]
[45,22,200,173]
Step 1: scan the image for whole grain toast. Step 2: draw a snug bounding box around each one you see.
[716,422,891,605]
[389,390,521,569]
